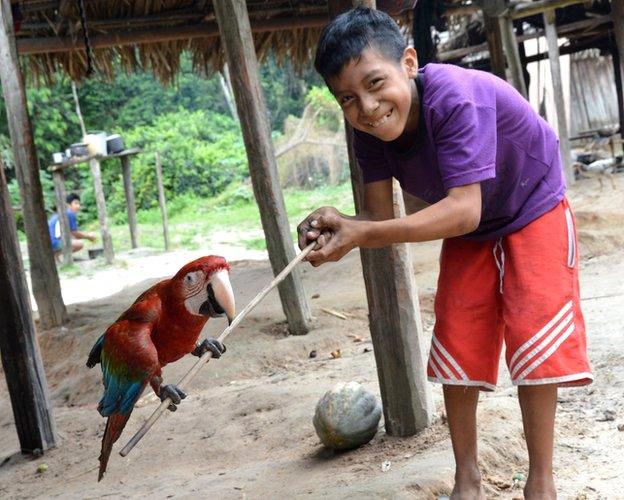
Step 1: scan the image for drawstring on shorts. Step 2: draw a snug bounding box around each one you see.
[493,238,505,294]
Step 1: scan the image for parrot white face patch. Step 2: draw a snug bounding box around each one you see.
[183,271,208,316]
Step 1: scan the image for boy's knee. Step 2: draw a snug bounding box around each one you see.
[72,240,84,252]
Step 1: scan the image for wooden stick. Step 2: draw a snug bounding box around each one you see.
[119,242,316,457]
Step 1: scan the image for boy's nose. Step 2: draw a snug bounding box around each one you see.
[360,95,380,116]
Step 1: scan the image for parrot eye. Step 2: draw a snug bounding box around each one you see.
[185,272,200,286]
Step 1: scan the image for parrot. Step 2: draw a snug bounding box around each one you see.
[86,255,236,481]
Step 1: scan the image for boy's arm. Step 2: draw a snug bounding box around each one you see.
[299,182,481,267]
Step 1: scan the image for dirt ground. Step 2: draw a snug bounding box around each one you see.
[1,175,624,499]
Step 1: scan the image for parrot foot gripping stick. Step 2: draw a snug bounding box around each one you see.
[119,242,316,457]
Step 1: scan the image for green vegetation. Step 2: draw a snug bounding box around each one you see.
[0,53,347,258]
[102,182,354,254]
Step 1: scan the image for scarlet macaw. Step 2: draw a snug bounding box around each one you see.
[86,255,235,481]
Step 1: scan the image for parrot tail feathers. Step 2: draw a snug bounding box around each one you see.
[98,413,131,482]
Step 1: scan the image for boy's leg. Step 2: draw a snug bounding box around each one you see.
[71,239,84,253]
[503,198,592,498]
[444,386,485,499]
[431,238,503,499]
[517,385,557,500]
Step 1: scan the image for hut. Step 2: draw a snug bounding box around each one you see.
[0,0,432,456]
[3,0,623,459]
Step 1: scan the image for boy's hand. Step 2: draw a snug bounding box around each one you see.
[297,207,363,267]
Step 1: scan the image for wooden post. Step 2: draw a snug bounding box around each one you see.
[0,0,67,329]
[613,46,624,142]
[484,13,507,80]
[154,152,170,252]
[0,161,57,453]
[89,158,114,263]
[51,169,72,265]
[120,156,139,249]
[499,16,528,98]
[612,0,624,137]
[544,10,574,185]
[330,0,433,435]
[213,0,312,335]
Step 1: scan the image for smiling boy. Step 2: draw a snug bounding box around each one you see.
[297,8,592,500]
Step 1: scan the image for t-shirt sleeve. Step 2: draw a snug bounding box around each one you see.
[67,211,78,231]
[430,101,497,190]
[353,130,393,184]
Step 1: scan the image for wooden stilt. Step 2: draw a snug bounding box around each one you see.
[89,158,114,263]
[120,156,139,249]
[543,9,574,184]
[213,0,312,335]
[0,0,66,328]
[484,13,507,80]
[612,0,624,137]
[499,15,528,98]
[0,161,57,454]
[329,0,434,436]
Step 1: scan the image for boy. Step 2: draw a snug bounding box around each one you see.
[297,8,592,500]
[48,192,96,260]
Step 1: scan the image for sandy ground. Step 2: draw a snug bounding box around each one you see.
[1,175,624,499]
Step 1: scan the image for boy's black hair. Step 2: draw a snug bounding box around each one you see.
[314,7,406,85]
[66,192,80,204]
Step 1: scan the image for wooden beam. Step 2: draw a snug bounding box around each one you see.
[613,0,624,135]
[51,170,72,265]
[437,15,613,62]
[120,156,139,249]
[484,13,506,80]
[213,0,312,335]
[154,152,170,252]
[89,158,114,264]
[0,0,67,329]
[16,15,330,55]
[331,0,433,436]
[499,15,528,98]
[544,9,574,184]
[0,160,57,454]
[510,0,586,20]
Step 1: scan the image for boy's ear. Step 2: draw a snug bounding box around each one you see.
[402,47,419,78]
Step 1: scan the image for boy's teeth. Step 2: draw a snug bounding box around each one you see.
[368,110,392,127]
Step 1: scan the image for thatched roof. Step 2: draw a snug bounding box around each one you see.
[12,1,414,83]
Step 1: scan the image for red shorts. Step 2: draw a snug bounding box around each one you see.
[428,198,592,390]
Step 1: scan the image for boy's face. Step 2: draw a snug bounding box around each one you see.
[328,47,419,142]
[68,199,81,213]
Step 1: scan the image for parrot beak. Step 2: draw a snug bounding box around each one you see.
[203,269,236,323]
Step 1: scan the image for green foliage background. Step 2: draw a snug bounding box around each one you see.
[0,54,325,227]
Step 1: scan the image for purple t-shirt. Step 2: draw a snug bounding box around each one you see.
[354,63,565,241]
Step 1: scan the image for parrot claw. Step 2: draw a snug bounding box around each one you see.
[192,338,226,359]
[160,384,187,412]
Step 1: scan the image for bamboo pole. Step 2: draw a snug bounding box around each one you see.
[119,242,316,457]
[155,152,170,252]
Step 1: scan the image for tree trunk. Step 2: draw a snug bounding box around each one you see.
[0,0,67,329]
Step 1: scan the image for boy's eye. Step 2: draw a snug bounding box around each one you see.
[369,78,384,88]
[340,95,353,105]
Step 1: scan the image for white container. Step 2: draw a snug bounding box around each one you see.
[83,131,108,156]
[52,152,64,163]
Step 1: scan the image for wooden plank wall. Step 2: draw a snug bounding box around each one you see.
[569,51,620,136]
